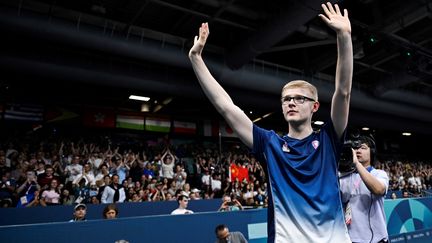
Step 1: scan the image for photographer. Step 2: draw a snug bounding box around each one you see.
[339,136,389,243]
[16,170,41,207]
[218,194,243,212]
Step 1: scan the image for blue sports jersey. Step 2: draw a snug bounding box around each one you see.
[252,121,351,243]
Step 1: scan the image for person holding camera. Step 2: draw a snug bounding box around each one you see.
[16,170,41,207]
[339,136,389,243]
[218,194,243,212]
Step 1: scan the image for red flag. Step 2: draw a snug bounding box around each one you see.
[83,110,115,128]
[230,164,249,182]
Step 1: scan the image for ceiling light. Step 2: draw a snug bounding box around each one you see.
[313,121,324,125]
[362,127,370,131]
[129,95,150,101]
[253,117,262,123]
[141,104,150,112]
[402,132,411,136]
[262,112,273,118]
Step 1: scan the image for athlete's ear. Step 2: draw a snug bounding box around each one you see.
[312,101,320,113]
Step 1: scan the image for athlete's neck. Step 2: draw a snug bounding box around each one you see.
[287,124,313,140]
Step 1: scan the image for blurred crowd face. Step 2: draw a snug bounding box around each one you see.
[105,209,117,219]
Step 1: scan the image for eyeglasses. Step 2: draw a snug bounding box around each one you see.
[281,95,315,105]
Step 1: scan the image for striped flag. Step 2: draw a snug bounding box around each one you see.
[203,120,219,137]
[173,121,196,134]
[4,104,43,122]
[145,117,170,133]
[116,114,144,130]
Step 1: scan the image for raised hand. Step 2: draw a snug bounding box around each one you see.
[319,2,351,34]
[189,22,209,58]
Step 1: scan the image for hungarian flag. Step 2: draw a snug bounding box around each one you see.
[230,164,249,182]
[116,114,144,130]
[145,117,170,133]
[83,110,115,128]
[173,121,196,134]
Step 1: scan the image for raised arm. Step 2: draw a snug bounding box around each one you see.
[319,3,353,138]
[188,23,253,148]
[352,149,387,195]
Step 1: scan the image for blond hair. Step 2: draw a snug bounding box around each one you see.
[281,80,318,101]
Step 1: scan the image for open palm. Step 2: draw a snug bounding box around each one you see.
[189,22,210,58]
[319,2,351,34]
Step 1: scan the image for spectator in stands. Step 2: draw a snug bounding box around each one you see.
[0,171,16,207]
[218,194,242,212]
[101,174,126,204]
[73,163,96,186]
[103,203,119,219]
[173,164,187,190]
[73,177,91,204]
[170,195,193,215]
[189,188,201,200]
[339,136,389,243]
[95,163,110,184]
[161,148,175,180]
[16,170,40,207]
[40,178,61,206]
[64,155,83,185]
[69,203,87,222]
[37,165,60,189]
[61,189,74,205]
[214,224,248,243]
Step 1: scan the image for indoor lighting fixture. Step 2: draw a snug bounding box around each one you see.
[362,127,370,131]
[141,104,150,112]
[313,121,324,125]
[129,95,150,102]
[402,132,411,136]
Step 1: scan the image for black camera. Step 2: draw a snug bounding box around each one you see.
[338,139,361,174]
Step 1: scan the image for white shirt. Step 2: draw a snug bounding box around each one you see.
[340,168,389,243]
[170,208,194,215]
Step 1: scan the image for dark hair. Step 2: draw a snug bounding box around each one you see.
[359,135,376,164]
[177,195,189,203]
[215,224,228,235]
[103,204,119,219]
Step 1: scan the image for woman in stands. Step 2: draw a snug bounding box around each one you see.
[40,178,61,206]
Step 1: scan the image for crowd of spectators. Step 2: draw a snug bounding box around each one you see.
[0,132,268,209]
[0,131,431,209]
[375,161,432,198]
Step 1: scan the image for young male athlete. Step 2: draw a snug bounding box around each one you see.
[189,2,353,242]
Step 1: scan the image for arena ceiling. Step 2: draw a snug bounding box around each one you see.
[0,0,431,136]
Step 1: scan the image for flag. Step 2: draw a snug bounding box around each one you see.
[173,121,196,134]
[203,120,219,137]
[4,103,43,122]
[145,117,170,133]
[83,110,115,128]
[45,107,79,123]
[230,164,249,182]
[220,121,237,137]
[116,114,144,130]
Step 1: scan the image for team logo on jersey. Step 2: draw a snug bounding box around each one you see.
[282,142,290,153]
[312,140,319,150]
